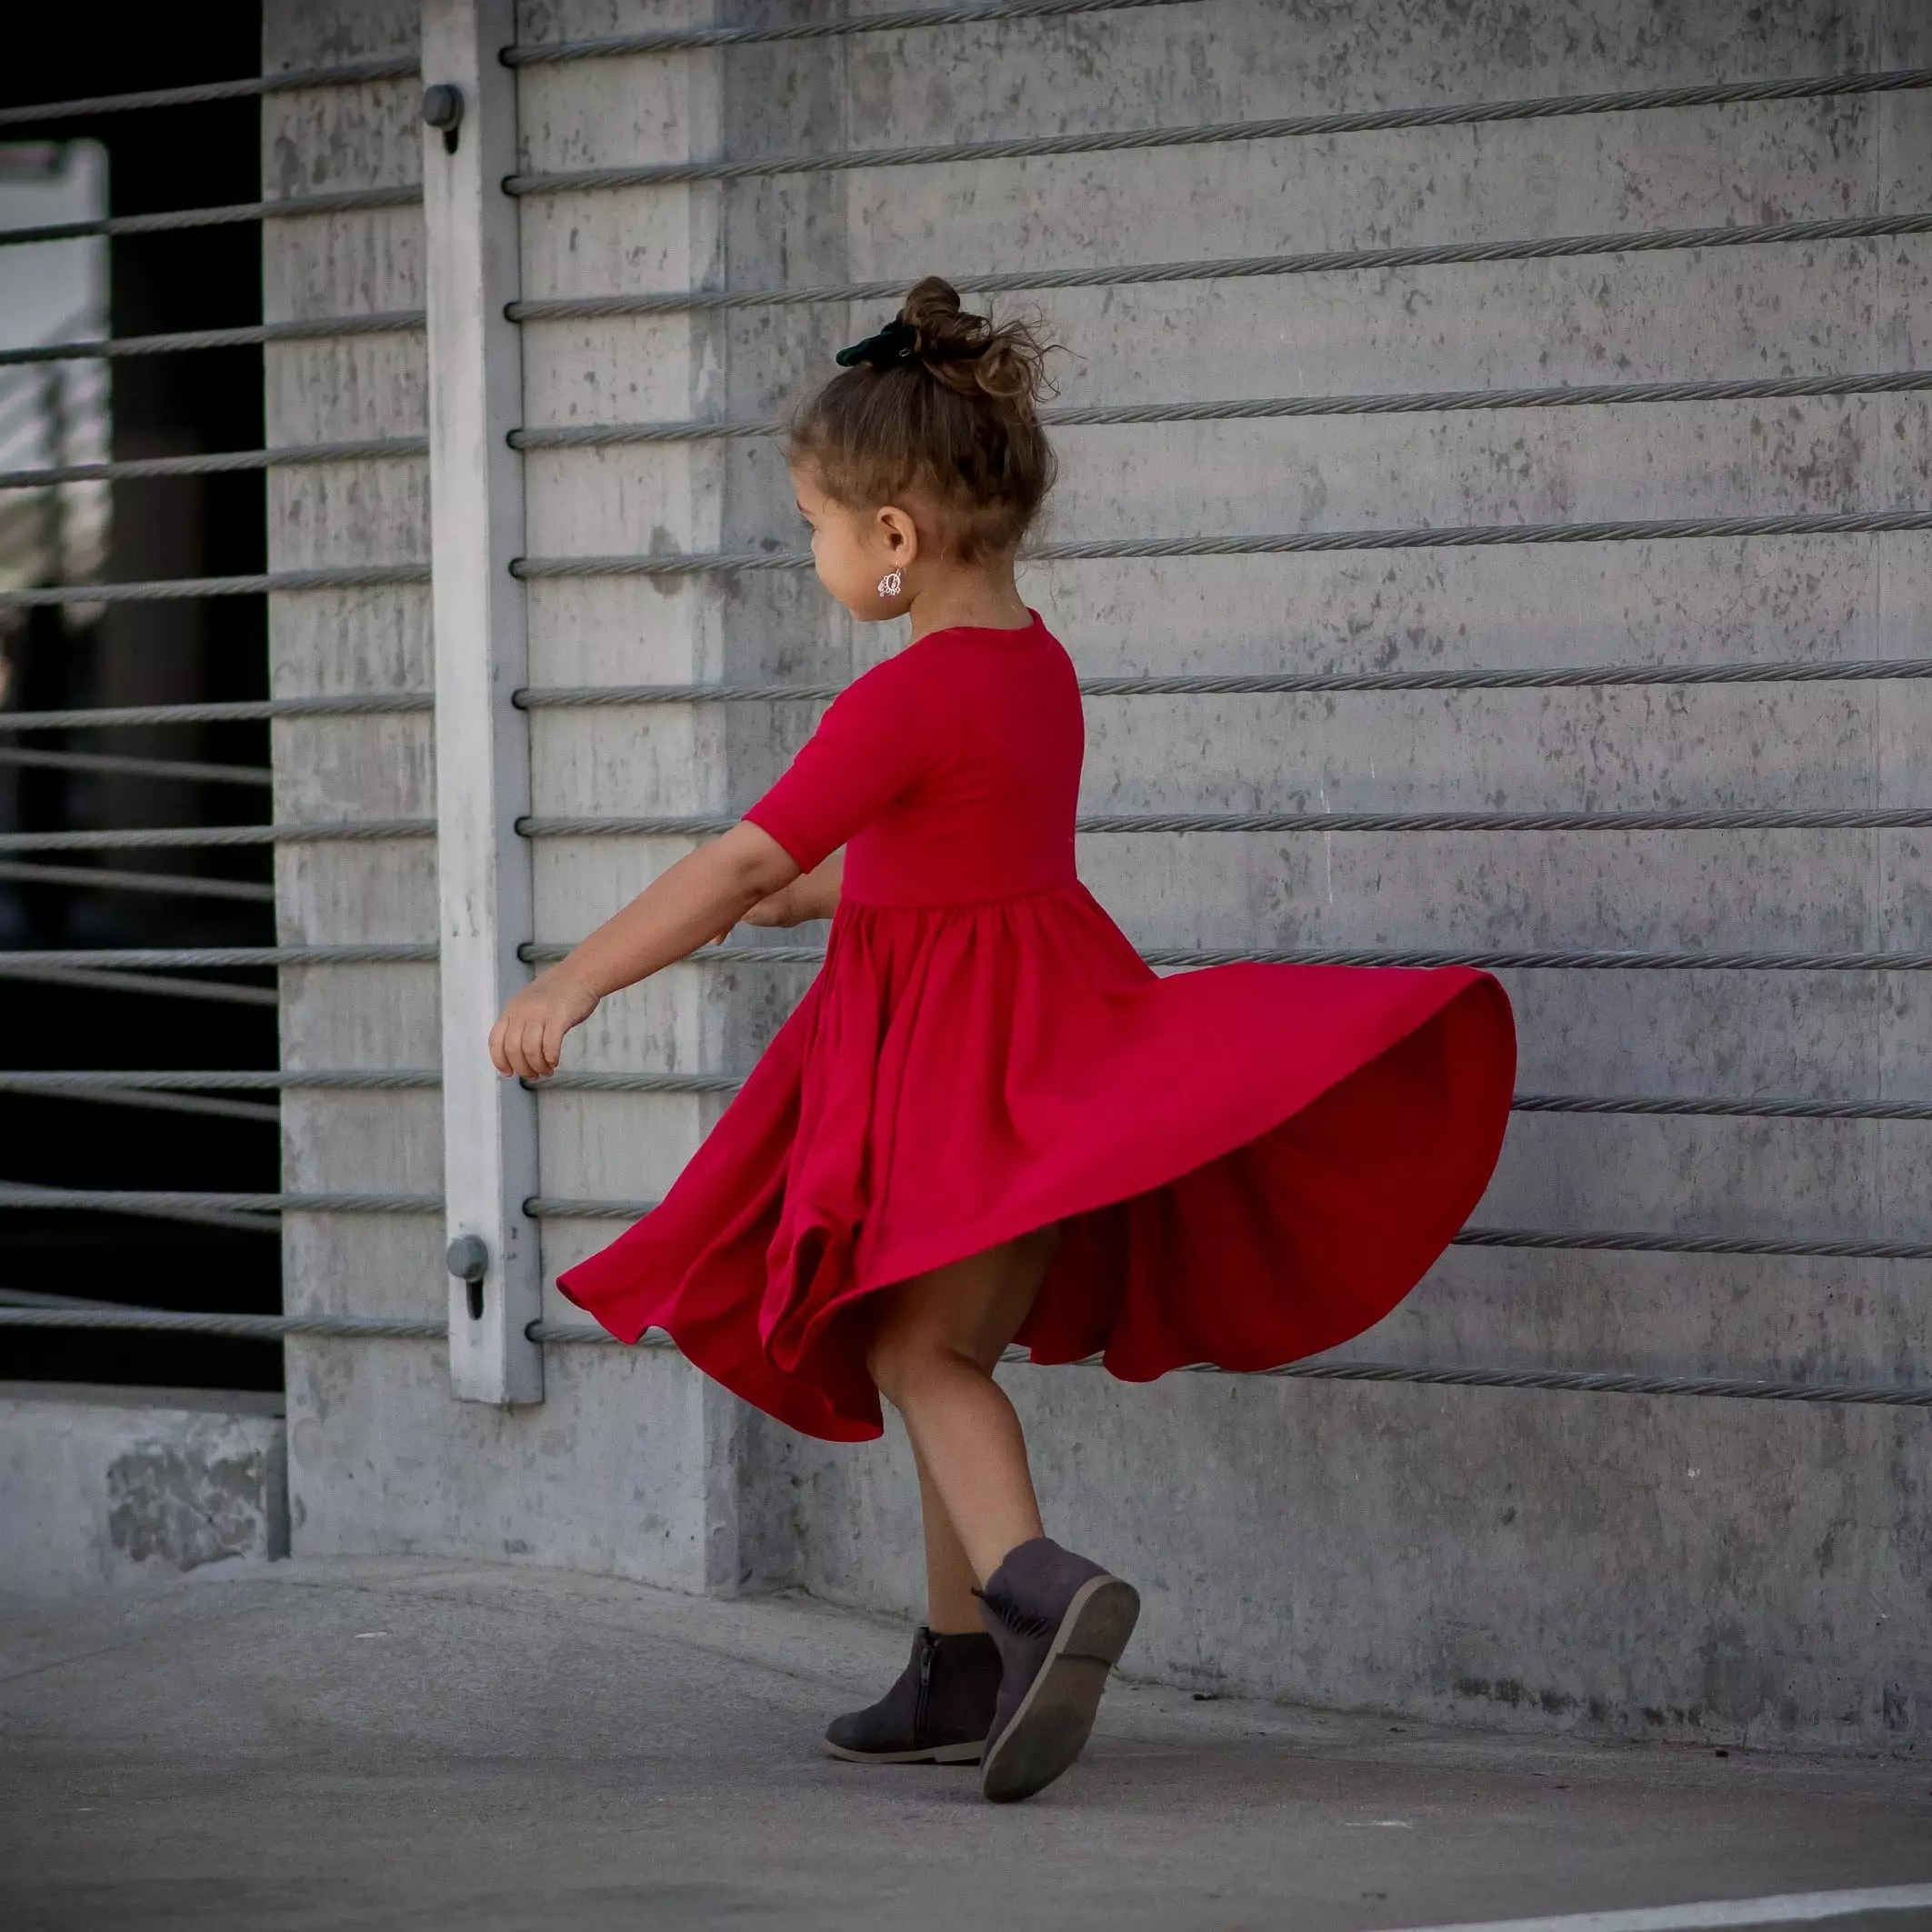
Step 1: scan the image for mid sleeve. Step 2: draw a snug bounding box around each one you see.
[741,651,951,873]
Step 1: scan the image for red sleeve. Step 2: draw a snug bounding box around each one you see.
[740,648,953,872]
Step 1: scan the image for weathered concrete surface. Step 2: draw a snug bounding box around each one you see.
[0,1557,1927,1932]
[0,1384,286,1608]
[264,0,1932,1755]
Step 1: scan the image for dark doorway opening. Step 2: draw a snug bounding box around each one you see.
[1,3,281,1394]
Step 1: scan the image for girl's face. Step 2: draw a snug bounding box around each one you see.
[792,464,918,621]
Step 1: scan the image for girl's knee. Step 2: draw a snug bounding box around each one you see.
[866,1313,968,1408]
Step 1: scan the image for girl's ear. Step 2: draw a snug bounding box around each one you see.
[876,503,920,563]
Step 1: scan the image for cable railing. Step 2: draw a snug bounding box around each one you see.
[0,183,423,249]
[506,212,1932,322]
[0,312,425,368]
[509,511,1932,585]
[9,504,1930,609]
[5,651,1932,736]
[4,37,1927,1433]
[503,65,1932,196]
[503,0,1203,64]
[10,1066,1932,1124]
[508,369,1932,449]
[3,1293,1919,1407]
[4,1178,1928,1266]
[0,437,426,493]
[0,56,421,130]
[11,932,1932,996]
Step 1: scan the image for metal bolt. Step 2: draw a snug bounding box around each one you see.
[422,83,464,153]
[445,1233,488,1282]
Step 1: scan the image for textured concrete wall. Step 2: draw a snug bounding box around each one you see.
[0,1385,286,1604]
[270,0,1932,1748]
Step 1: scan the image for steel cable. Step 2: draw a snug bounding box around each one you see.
[0,694,433,732]
[0,746,271,785]
[2,1299,1922,1404]
[1456,1226,1932,1260]
[0,945,435,967]
[0,57,421,129]
[506,66,1932,195]
[0,1305,447,1339]
[526,1323,1932,1405]
[0,1183,440,1217]
[515,657,1932,707]
[510,369,1932,449]
[0,564,430,610]
[507,212,1932,321]
[0,861,275,906]
[504,0,1200,63]
[0,1070,439,1093]
[0,185,423,250]
[0,437,428,493]
[0,962,279,1007]
[530,939,1932,974]
[518,1071,1932,1120]
[517,1194,1932,1260]
[519,805,1932,836]
[0,313,425,369]
[0,1079,280,1125]
[512,508,1932,582]
[8,1068,1925,1119]
[23,800,1932,857]
[0,821,430,854]
[3,658,1919,731]
[1507,1093,1932,1121]
[1172,1358,1932,1405]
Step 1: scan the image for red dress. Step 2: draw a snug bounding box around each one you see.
[558,613,1516,1442]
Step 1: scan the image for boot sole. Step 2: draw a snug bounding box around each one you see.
[980,1575,1140,1804]
[823,1737,983,1766]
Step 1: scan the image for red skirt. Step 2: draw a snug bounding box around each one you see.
[558,882,1516,1442]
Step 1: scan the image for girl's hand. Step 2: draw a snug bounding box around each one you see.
[710,854,843,941]
[707,882,802,946]
[737,881,814,930]
[489,969,601,1081]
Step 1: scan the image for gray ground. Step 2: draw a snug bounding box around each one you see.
[0,1557,1927,1932]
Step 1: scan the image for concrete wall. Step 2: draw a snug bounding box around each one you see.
[268,0,1932,1750]
[0,1384,286,1605]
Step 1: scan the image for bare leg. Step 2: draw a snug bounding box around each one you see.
[868,1227,1058,1592]
[913,1442,984,1634]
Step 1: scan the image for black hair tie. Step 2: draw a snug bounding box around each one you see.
[835,318,918,369]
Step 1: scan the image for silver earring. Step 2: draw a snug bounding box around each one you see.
[876,568,903,599]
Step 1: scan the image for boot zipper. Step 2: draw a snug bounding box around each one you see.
[914,1639,935,1739]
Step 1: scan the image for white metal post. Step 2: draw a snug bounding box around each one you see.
[422,0,542,1405]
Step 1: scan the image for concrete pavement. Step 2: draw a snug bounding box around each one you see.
[1,1557,1927,1931]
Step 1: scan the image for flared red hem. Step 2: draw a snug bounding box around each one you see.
[556,886,1517,1442]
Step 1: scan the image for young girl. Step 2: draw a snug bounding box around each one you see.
[490,278,1516,1805]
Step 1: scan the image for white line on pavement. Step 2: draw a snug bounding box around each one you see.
[1385,1884,1932,1932]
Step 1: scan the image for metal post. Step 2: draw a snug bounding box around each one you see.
[422,0,541,1405]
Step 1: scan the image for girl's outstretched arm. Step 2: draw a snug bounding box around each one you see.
[489,821,799,1080]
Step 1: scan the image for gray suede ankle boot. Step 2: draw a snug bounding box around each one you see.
[976,1537,1140,1803]
[823,1626,1003,1765]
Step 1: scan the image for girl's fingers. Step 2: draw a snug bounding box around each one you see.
[508,1016,537,1081]
[491,988,590,1077]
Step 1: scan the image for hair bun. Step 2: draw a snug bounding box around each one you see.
[897,276,1051,409]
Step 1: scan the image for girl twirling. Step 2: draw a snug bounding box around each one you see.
[490,278,1515,1804]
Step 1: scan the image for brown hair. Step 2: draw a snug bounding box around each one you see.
[788,277,1057,564]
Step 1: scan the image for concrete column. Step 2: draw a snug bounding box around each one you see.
[421,0,542,1406]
